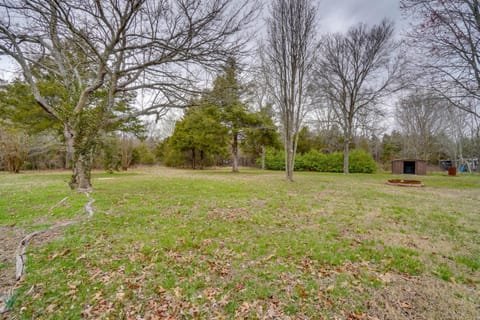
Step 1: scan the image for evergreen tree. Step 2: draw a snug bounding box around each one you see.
[209,58,259,172]
[242,105,281,169]
[168,103,229,169]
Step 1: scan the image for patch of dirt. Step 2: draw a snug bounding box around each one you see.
[250,198,268,208]
[208,207,252,222]
[367,275,480,319]
[0,226,24,298]
[368,231,456,257]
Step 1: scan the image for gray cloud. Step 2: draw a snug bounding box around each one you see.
[317,0,405,34]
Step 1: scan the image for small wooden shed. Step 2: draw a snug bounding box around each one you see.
[392,159,427,175]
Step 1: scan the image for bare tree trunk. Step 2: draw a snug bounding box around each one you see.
[343,121,352,174]
[232,132,239,172]
[63,125,74,169]
[261,145,266,170]
[286,152,294,181]
[343,138,350,174]
[192,148,196,170]
[285,130,294,181]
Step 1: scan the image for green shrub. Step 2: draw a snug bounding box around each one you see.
[262,149,376,173]
[133,144,156,165]
[296,150,326,171]
[164,148,186,168]
[324,151,343,173]
[348,149,377,173]
[260,148,285,170]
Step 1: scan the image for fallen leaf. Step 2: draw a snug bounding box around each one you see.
[116,292,126,301]
[75,254,86,263]
[378,273,394,284]
[46,304,57,313]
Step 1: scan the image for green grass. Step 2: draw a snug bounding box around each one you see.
[1,168,479,319]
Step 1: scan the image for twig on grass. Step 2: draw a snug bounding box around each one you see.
[47,196,69,215]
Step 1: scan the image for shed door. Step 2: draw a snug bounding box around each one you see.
[403,161,416,174]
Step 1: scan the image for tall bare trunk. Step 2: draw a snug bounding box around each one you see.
[343,139,350,174]
[285,130,294,181]
[261,145,266,170]
[192,148,196,169]
[232,132,239,172]
[64,125,74,169]
[343,123,352,174]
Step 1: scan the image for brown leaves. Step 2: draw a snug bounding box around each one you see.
[234,298,290,319]
[346,312,380,320]
[47,249,71,261]
[208,207,251,222]
[207,260,231,277]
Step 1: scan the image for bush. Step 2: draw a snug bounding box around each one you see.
[348,149,377,173]
[295,150,324,171]
[133,144,156,165]
[259,148,285,170]
[262,149,376,173]
[164,148,186,168]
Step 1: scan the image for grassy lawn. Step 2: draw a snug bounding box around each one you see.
[1,167,479,319]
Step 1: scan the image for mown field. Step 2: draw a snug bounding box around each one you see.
[1,168,479,319]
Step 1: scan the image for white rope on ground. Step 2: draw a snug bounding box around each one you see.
[84,192,95,218]
[47,196,69,215]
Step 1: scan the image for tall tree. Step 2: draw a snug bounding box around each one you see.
[119,133,137,171]
[209,58,257,172]
[0,126,28,173]
[314,20,402,173]
[380,131,403,165]
[395,91,448,161]
[401,0,480,118]
[241,106,281,170]
[168,103,228,169]
[262,0,316,181]
[0,0,258,190]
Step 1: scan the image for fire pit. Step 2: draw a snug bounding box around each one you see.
[387,179,424,187]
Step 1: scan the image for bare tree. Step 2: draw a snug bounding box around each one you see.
[0,127,28,173]
[119,133,136,171]
[401,0,480,118]
[261,0,316,181]
[395,90,448,161]
[0,0,258,190]
[314,20,402,173]
[440,99,480,171]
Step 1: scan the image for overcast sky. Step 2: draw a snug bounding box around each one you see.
[318,0,404,34]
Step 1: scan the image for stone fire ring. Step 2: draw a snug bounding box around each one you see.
[387,179,424,187]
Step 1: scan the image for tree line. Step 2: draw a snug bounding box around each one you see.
[1,0,479,190]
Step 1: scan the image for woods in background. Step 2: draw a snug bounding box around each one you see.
[1,0,479,182]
